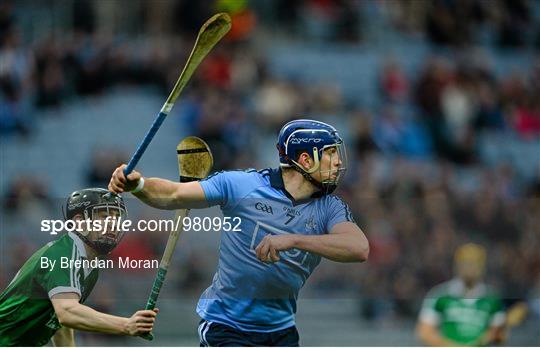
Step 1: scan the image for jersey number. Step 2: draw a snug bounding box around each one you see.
[284,213,296,225]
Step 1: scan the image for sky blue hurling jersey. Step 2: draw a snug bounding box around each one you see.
[197,168,354,332]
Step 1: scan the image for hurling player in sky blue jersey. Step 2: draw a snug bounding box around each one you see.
[109,119,369,346]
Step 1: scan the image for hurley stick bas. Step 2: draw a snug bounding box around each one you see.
[141,136,213,340]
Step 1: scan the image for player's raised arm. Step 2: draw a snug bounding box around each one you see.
[51,293,159,336]
[109,164,208,210]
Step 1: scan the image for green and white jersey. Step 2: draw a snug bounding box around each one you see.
[419,278,505,346]
[0,232,99,346]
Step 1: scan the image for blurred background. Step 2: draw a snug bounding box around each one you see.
[1,0,539,345]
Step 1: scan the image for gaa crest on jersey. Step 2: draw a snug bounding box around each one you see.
[255,202,274,215]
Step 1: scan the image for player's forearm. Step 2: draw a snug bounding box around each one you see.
[56,302,128,335]
[51,326,75,347]
[132,177,182,209]
[133,178,207,210]
[293,232,369,262]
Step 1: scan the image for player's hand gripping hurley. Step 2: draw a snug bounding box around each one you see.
[141,137,213,340]
[123,13,230,176]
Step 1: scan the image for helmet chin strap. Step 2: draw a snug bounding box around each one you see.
[77,210,117,255]
[279,145,336,194]
[78,234,115,255]
[292,165,337,195]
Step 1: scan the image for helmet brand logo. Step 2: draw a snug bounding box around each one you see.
[290,137,322,144]
[68,201,91,210]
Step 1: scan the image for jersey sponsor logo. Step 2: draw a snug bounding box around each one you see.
[289,137,323,145]
[282,207,301,216]
[255,202,274,215]
[249,221,316,269]
[445,304,490,326]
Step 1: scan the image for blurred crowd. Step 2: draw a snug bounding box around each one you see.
[263,0,540,47]
[373,53,540,164]
[335,152,540,320]
[1,0,539,328]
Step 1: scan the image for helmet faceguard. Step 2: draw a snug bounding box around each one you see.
[65,188,127,255]
[277,119,348,194]
[316,143,348,189]
[84,203,127,255]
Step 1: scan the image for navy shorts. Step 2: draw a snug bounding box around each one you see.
[198,319,300,347]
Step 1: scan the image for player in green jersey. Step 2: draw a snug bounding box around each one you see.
[0,188,158,346]
[416,243,506,346]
